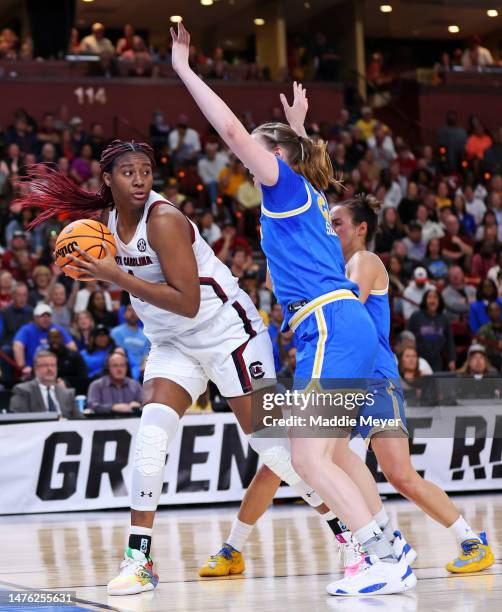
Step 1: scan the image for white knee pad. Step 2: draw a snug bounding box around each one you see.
[131,403,179,511]
[248,434,302,487]
[248,433,323,507]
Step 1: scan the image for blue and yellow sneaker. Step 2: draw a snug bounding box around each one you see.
[198,544,245,577]
[446,532,495,574]
[107,547,159,595]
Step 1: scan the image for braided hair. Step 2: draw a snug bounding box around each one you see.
[15,140,155,227]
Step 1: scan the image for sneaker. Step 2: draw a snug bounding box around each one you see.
[446,532,495,574]
[393,530,417,565]
[326,553,417,596]
[198,544,245,577]
[336,532,366,578]
[107,547,159,596]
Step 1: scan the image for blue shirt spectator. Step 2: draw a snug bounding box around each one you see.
[267,303,284,372]
[272,330,296,374]
[13,303,76,377]
[468,278,502,333]
[117,302,144,327]
[80,324,116,380]
[110,304,149,380]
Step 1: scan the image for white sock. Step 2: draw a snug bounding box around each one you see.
[448,515,478,544]
[129,525,153,537]
[225,518,254,552]
[354,519,382,545]
[354,520,396,563]
[374,506,396,542]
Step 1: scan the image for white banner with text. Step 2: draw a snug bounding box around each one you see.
[1,404,501,514]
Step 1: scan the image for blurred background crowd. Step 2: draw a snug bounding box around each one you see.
[0,19,500,82]
[0,0,501,419]
[0,97,501,418]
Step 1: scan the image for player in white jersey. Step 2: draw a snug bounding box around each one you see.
[105,188,269,399]
[19,139,342,596]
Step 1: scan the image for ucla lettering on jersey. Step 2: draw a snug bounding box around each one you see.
[107,190,240,342]
[260,159,358,328]
[316,192,336,237]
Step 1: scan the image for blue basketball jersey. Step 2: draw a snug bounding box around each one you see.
[365,287,400,381]
[260,159,358,328]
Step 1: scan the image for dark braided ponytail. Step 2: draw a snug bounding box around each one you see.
[15,140,155,228]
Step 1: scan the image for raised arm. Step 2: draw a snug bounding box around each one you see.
[280,81,309,138]
[170,23,278,186]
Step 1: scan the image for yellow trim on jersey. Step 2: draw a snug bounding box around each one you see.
[261,181,312,218]
[369,286,389,296]
[289,289,358,332]
[312,307,328,378]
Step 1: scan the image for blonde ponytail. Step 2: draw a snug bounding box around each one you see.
[253,122,340,192]
[296,136,338,191]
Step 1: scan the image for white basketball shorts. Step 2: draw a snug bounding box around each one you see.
[143,289,276,402]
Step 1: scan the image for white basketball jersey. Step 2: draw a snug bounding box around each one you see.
[107,190,240,342]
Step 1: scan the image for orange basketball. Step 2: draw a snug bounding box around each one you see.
[54,219,117,281]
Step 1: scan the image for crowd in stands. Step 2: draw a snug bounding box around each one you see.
[0,22,267,80]
[2,16,501,89]
[432,36,498,85]
[0,21,344,82]
[0,96,501,418]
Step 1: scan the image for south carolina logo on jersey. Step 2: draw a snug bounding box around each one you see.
[137,238,147,252]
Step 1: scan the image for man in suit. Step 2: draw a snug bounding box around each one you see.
[9,349,81,418]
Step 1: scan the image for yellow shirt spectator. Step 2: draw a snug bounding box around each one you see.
[218,159,246,197]
[356,117,378,141]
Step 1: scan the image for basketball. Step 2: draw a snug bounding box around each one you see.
[54,219,117,280]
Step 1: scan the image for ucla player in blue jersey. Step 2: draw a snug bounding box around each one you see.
[330,197,495,576]
[172,23,416,596]
[200,190,495,585]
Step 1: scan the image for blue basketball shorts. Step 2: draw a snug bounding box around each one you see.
[352,378,408,441]
[289,291,378,384]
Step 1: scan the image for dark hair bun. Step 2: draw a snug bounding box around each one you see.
[344,192,380,244]
[354,192,381,214]
[363,193,381,214]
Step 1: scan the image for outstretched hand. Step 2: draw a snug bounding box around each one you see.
[280,81,308,137]
[65,243,120,283]
[170,21,191,74]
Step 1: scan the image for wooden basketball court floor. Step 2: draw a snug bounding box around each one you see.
[1,493,501,612]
